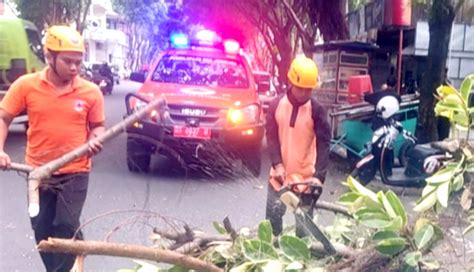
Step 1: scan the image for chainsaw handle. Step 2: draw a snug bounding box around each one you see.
[284,181,322,193]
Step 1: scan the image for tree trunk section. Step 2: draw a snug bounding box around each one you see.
[416,0,455,143]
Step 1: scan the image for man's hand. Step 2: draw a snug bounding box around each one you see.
[87,138,103,156]
[0,150,11,170]
[309,177,323,187]
[273,163,286,183]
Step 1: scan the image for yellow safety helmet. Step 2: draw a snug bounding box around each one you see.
[287,56,318,89]
[44,25,84,53]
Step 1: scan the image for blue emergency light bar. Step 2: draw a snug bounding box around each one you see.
[169,30,241,54]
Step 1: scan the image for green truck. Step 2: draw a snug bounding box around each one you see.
[0,17,45,126]
[0,17,45,93]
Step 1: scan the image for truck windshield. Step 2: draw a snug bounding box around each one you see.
[25,28,44,61]
[151,55,249,88]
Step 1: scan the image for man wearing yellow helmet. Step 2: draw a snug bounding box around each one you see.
[265,56,331,236]
[0,25,105,271]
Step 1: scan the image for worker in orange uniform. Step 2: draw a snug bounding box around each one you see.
[265,56,331,236]
[0,25,105,271]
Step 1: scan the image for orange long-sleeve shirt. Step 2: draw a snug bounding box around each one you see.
[266,91,331,190]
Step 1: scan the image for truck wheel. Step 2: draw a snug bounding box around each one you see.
[127,138,152,173]
[241,144,262,177]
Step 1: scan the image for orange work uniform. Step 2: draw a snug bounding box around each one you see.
[0,68,105,173]
[266,91,331,191]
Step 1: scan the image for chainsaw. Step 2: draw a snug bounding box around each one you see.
[278,177,336,255]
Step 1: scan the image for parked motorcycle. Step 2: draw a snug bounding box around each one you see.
[350,91,452,188]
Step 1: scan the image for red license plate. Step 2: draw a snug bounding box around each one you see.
[173,126,212,139]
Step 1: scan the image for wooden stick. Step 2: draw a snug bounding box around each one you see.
[26,98,167,217]
[38,238,223,272]
[9,163,33,173]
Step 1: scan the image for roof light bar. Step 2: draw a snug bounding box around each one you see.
[223,39,240,54]
[170,33,189,48]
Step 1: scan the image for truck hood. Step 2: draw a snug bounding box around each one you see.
[138,82,258,108]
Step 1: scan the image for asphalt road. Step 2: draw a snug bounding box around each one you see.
[0,81,472,271]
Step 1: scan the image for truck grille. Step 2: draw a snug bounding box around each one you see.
[167,104,222,125]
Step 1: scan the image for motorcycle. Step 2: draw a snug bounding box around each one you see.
[350,91,452,188]
[92,74,113,95]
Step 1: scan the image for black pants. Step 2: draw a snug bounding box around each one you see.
[30,172,89,272]
[265,184,314,237]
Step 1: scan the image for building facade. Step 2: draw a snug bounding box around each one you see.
[82,0,128,73]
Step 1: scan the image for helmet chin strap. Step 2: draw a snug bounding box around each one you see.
[49,51,71,84]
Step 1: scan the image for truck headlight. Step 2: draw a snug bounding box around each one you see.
[227,104,260,125]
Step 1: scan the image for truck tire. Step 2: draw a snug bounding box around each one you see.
[241,144,262,177]
[127,138,152,173]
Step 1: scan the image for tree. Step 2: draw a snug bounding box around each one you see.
[183,0,348,86]
[13,0,93,32]
[416,0,465,143]
[113,0,188,71]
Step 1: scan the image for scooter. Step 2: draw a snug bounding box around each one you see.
[92,75,113,95]
[350,91,452,188]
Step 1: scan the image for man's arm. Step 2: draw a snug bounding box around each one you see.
[88,121,105,139]
[266,96,283,167]
[0,109,14,168]
[311,99,331,183]
[87,121,105,156]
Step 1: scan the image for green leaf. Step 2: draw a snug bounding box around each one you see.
[466,162,474,173]
[132,260,160,272]
[379,192,397,219]
[167,266,189,272]
[452,113,470,128]
[375,237,406,256]
[213,222,227,234]
[426,169,454,185]
[258,220,273,243]
[260,260,284,272]
[404,251,422,267]
[460,74,473,103]
[400,264,419,272]
[384,216,404,232]
[372,230,399,241]
[452,174,464,192]
[278,235,310,261]
[463,223,474,235]
[437,84,458,97]
[420,259,440,270]
[243,240,278,261]
[359,214,393,229]
[337,192,360,205]
[436,181,450,208]
[414,186,437,212]
[385,191,407,225]
[347,176,380,205]
[230,262,254,272]
[354,207,387,219]
[434,102,465,115]
[414,224,434,250]
[285,261,304,270]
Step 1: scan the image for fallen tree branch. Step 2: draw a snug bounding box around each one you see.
[38,238,223,272]
[315,201,351,217]
[310,241,355,258]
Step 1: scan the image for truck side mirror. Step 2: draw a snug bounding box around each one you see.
[130,72,146,83]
